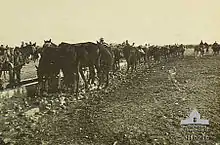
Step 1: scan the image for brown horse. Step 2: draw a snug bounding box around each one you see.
[212,42,220,56]
[36,39,61,95]
[122,45,138,73]
[112,46,122,72]
[58,42,102,97]
[19,43,37,63]
[194,45,203,58]
[97,41,114,88]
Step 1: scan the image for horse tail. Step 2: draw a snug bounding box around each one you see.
[96,45,102,69]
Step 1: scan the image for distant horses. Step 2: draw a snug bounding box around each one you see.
[212,42,220,56]
[194,45,203,58]
[35,40,194,98]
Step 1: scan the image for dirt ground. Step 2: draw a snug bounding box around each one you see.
[0,49,220,145]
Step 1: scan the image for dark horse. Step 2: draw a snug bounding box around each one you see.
[97,41,114,89]
[19,43,37,63]
[36,39,61,95]
[59,41,114,92]
[122,45,138,73]
[212,42,220,56]
[194,45,203,58]
[37,40,102,98]
[112,46,122,72]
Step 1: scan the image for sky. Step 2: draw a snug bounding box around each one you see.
[0,0,219,46]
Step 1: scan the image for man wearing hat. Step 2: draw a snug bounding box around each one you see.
[21,41,25,48]
[99,37,108,47]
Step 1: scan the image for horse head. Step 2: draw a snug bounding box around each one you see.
[43,39,56,48]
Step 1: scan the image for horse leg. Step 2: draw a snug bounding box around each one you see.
[79,69,88,92]
[135,60,137,70]
[36,82,41,96]
[117,60,120,70]
[16,68,21,84]
[9,70,14,88]
[3,71,6,79]
[104,70,109,89]
[144,55,147,65]
[0,70,2,79]
[76,72,80,99]
[131,64,134,73]
[194,50,196,58]
[89,66,96,85]
[45,78,49,94]
[57,71,62,92]
[95,63,101,89]
[126,59,130,73]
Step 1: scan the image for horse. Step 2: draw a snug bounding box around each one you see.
[212,42,220,56]
[150,46,161,63]
[122,45,138,73]
[32,46,43,63]
[112,46,122,72]
[194,45,203,58]
[160,46,169,61]
[97,41,114,88]
[57,42,81,95]
[36,39,61,95]
[136,46,145,64]
[177,44,185,58]
[58,42,102,97]
[204,42,209,54]
[19,43,37,63]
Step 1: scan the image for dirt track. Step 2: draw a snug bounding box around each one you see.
[0,52,220,144]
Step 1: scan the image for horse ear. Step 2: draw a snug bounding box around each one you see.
[44,40,46,43]
[49,39,51,42]
[33,42,36,46]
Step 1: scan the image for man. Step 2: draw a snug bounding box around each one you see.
[21,41,25,48]
[0,45,4,55]
[99,37,108,46]
[25,42,29,47]
[125,40,130,46]
[212,41,219,55]
[13,48,24,84]
[204,42,209,53]
[200,40,204,46]
[213,41,218,46]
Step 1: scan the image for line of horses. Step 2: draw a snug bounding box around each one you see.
[33,40,187,98]
[193,41,220,58]
[0,40,219,97]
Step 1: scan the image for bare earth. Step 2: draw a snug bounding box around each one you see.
[0,49,220,145]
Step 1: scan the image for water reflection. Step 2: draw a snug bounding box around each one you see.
[0,83,37,99]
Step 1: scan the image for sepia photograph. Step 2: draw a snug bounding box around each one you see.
[0,0,219,144]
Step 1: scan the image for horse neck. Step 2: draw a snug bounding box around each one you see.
[51,42,57,47]
[99,45,112,57]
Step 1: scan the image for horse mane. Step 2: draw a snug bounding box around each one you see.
[50,42,57,47]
